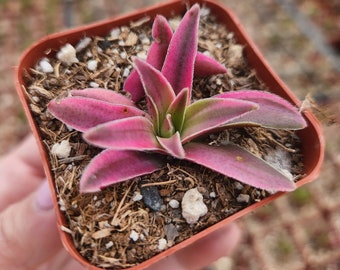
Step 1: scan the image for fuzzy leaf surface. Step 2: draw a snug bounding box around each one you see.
[124,15,173,101]
[48,97,146,132]
[161,4,199,95]
[134,58,175,130]
[83,116,160,151]
[194,53,227,76]
[80,149,164,192]
[157,132,185,159]
[71,88,134,106]
[217,90,307,129]
[181,98,257,143]
[184,142,296,191]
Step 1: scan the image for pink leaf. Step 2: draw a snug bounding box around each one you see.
[194,52,227,76]
[148,15,174,69]
[71,88,134,106]
[83,116,161,151]
[134,58,176,131]
[161,4,200,95]
[48,97,146,132]
[80,149,164,193]
[124,15,173,101]
[157,132,185,159]
[184,142,296,191]
[181,98,257,143]
[216,90,307,129]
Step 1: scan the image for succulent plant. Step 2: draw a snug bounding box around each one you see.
[48,4,306,193]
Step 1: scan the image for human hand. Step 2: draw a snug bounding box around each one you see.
[0,134,241,270]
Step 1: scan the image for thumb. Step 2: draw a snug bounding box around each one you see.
[0,181,62,269]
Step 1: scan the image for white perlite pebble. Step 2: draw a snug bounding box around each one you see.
[129,230,139,242]
[39,58,54,73]
[89,81,99,88]
[87,59,98,71]
[236,194,250,203]
[75,37,92,52]
[181,188,208,224]
[169,199,179,209]
[51,140,71,159]
[57,43,79,66]
[158,238,167,251]
[105,241,114,249]
[132,192,143,202]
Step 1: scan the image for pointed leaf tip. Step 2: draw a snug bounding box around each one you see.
[161,4,200,95]
[217,90,307,129]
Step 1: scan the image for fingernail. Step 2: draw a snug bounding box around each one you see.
[36,180,54,211]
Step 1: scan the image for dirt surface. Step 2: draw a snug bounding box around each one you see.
[1,1,339,269]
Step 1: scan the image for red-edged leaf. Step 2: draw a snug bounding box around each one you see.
[71,88,134,106]
[181,98,257,143]
[83,116,160,151]
[48,97,146,132]
[80,149,164,193]
[124,15,173,102]
[216,90,307,129]
[157,132,185,159]
[161,4,200,95]
[194,52,227,76]
[184,142,296,191]
[134,58,176,131]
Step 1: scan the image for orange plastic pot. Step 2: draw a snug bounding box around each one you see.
[15,0,324,269]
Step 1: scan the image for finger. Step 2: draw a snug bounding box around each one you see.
[149,223,241,270]
[0,181,63,269]
[0,134,45,211]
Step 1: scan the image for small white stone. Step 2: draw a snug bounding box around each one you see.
[120,51,127,59]
[132,192,143,202]
[129,230,139,242]
[110,27,121,39]
[51,140,71,159]
[87,59,98,71]
[89,81,99,88]
[39,58,54,73]
[181,188,208,224]
[136,51,147,59]
[122,67,130,77]
[234,182,244,190]
[140,36,150,45]
[169,199,180,209]
[209,192,216,198]
[158,238,167,251]
[57,43,79,66]
[75,37,92,52]
[236,194,250,203]
[105,241,114,249]
[139,233,145,241]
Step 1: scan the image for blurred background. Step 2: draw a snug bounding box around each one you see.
[0,0,339,269]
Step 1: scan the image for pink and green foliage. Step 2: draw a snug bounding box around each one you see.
[48,4,307,193]
[124,5,227,101]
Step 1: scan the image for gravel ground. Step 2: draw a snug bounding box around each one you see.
[1,1,339,269]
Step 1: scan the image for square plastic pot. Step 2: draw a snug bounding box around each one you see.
[14,0,324,269]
